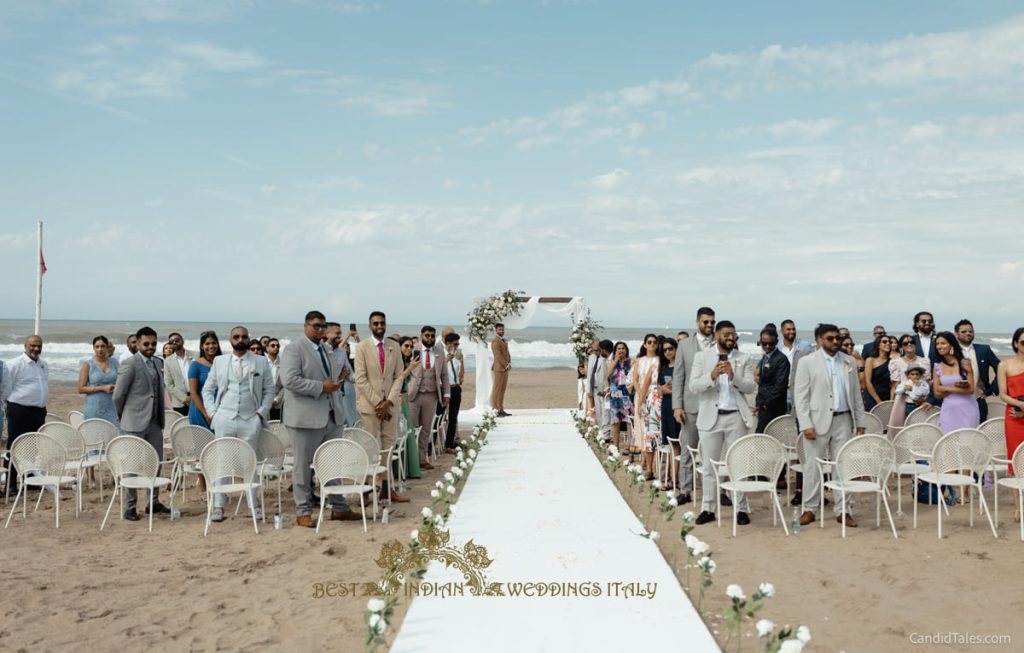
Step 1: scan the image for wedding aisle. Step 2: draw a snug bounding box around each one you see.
[391,409,718,652]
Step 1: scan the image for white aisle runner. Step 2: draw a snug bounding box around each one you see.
[391,409,718,653]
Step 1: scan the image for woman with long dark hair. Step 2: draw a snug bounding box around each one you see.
[863,334,894,410]
[607,341,634,451]
[631,333,661,479]
[397,336,422,478]
[188,331,222,429]
[998,327,1024,522]
[933,331,980,433]
[78,335,119,426]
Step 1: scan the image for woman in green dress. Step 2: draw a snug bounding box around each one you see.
[397,336,421,480]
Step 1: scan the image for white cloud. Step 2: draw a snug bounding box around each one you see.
[590,168,630,191]
[904,120,945,142]
[170,42,268,72]
[730,117,840,141]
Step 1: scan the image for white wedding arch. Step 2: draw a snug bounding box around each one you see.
[470,295,589,410]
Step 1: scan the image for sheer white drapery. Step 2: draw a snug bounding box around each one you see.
[473,297,587,409]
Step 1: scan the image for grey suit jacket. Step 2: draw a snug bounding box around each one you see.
[269,357,285,410]
[793,350,866,434]
[280,337,344,430]
[408,343,451,401]
[113,353,166,433]
[163,351,193,408]
[671,335,707,413]
[592,355,610,394]
[202,352,275,421]
[689,349,756,431]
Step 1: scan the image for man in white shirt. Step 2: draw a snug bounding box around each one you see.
[164,332,193,416]
[266,337,284,421]
[202,326,276,522]
[671,306,717,505]
[324,323,356,427]
[118,334,138,363]
[1,335,49,497]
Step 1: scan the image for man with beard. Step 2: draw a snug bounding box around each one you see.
[324,323,357,427]
[955,319,1001,421]
[409,325,451,466]
[755,326,790,434]
[672,306,717,505]
[202,326,277,523]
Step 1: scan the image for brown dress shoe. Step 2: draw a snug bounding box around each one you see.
[798,511,816,526]
[296,514,317,528]
[420,461,434,470]
[836,514,858,527]
[330,510,363,521]
[445,448,456,454]
[389,491,410,503]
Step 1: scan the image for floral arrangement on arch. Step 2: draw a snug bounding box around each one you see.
[569,310,602,363]
[467,289,524,343]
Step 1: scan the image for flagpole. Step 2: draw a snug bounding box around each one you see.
[35,220,43,335]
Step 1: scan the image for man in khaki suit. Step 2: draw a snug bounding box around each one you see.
[163,332,193,416]
[408,325,451,468]
[793,323,866,528]
[354,310,407,502]
[490,323,511,416]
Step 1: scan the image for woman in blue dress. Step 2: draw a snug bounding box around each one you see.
[77,335,120,427]
[187,331,222,429]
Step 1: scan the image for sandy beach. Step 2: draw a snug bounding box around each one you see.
[4,367,1021,652]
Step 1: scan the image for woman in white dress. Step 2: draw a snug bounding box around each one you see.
[630,334,661,480]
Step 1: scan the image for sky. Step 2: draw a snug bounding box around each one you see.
[1,0,1023,331]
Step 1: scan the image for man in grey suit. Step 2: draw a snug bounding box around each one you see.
[280,310,359,528]
[590,340,613,442]
[793,323,866,527]
[112,326,170,521]
[409,326,452,464]
[689,321,756,525]
[672,306,717,504]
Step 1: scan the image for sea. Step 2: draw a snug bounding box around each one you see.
[0,319,1016,383]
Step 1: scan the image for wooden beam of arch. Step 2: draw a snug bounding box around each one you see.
[515,296,575,304]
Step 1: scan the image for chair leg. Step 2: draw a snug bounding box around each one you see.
[977,484,997,538]
[913,475,918,529]
[969,483,975,528]
[881,490,898,539]
[203,490,213,537]
[359,492,367,533]
[149,489,155,532]
[841,490,846,538]
[937,485,942,539]
[876,492,880,527]
[100,482,118,530]
[774,492,789,536]
[250,489,259,535]
[5,486,24,528]
[315,487,325,534]
[820,483,825,529]
[897,474,902,514]
[732,496,737,538]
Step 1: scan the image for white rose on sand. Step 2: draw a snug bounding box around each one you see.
[433,515,445,527]
[697,556,716,573]
[468,450,477,459]
[758,582,775,598]
[779,640,803,653]
[410,530,420,542]
[636,473,645,484]
[447,485,457,495]
[649,530,660,541]
[421,507,433,519]
[725,584,746,601]
[682,511,695,522]
[435,480,444,489]
[448,504,457,515]
[667,496,678,507]
[796,626,811,644]
[466,459,474,467]
[691,540,710,556]
[756,619,775,638]
[367,598,386,613]
[452,467,464,477]
[684,534,699,549]
[444,472,455,482]
[368,613,385,633]
[430,489,440,499]
[651,479,662,489]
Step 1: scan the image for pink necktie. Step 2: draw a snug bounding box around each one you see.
[377,342,385,372]
[425,349,432,370]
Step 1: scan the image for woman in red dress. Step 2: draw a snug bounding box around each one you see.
[998,327,1024,522]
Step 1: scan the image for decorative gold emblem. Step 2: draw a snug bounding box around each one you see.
[373,525,504,596]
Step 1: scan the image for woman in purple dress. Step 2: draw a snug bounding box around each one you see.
[932,331,980,434]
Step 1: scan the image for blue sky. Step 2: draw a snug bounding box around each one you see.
[1,1,1022,330]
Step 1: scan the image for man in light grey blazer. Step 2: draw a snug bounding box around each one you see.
[793,323,866,528]
[281,310,357,528]
[409,326,451,463]
[202,326,276,522]
[672,306,717,504]
[112,326,169,521]
[164,332,193,417]
[688,320,756,525]
[590,340,613,442]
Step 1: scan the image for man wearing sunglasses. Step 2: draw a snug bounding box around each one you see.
[266,338,284,421]
[955,319,1001,421]
[281,310,359,527]
[672,306,717,505]
[793,323,867,528]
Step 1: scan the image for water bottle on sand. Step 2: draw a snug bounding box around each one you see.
[791,506,801,533]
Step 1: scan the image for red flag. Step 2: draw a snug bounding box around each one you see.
[40,245,47,275]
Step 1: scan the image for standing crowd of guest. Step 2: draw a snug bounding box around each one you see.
[583,308,1024,528]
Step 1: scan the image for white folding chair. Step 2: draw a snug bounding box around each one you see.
[925,412,942,427]
[267,420,293,467]
[78,418,121,502]
[905,405,939,427]
[169,424,215,504]
[891,423,942,517]
[68,410,85,429]
[978,417,1008,520]
[822,435,898,538]
[917,429,997,539]
[718,434,788,537]
[39,421,93,515]
[869,400,895,433]
[862,412,885,435]
[199,437,260,536]
[312,439,374,533]
[101,435,174,532]
[243,428,291,520]
[763,415,799,502]
[4,433,75,529]
[44,412,64,424]
[428,413,443,462]
[163,413,185,458]
[996,442,1024,541]
[343,427,383,518]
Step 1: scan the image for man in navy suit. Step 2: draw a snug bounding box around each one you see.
[911,311,940,406]
[955,319,1001,421]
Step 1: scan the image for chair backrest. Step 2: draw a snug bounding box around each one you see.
[977,417,1007,459]
[267,420,291,453]
[869,400,895,427]
[312,438,370,485]
[77,418,121,449]
[343,427,381,462]
[68,410,85,428]
[171,424,215,462]
[723,434,786,484]
[256,428,285,467]
[1012,442,1024,480]
[10,433,66,478]
[905,405,937,427]
[891,423,943,465]
[861,412,885,435]
[199,437,257,484]
[925,412,941,426]
[834,434,894,485]
[763,415,799,449]
[164,413,186,440]
[986,396,1007,413]
[44,412,65,424]
[931,429,991,476]
[39,422,85,461]
[106,435,161,480]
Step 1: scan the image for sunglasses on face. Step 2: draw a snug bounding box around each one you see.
[307,323,327,330]
[231,334,250,340]
[822,335,838,342]
[370,321,385,327]
[249,346,261,352]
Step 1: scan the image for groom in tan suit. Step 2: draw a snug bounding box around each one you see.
[354,310,408,502]
[490,323,511,417]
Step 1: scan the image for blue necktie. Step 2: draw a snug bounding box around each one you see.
[317,345,330,377]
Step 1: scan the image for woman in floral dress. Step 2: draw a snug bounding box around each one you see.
[631,334,661,480]
[607,341,634,452]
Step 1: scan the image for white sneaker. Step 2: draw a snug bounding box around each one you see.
[210,507,225,522]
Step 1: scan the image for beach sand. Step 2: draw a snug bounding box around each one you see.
[5,367,1021,651]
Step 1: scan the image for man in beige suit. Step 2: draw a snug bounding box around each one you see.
[688,320,756,526]
[408,325,451,468]
[354,310,407,502]
[164,332,193,416]
[793,323,866,528]
[490,323,511,416]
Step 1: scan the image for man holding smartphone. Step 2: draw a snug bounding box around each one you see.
[409,326,451,467]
